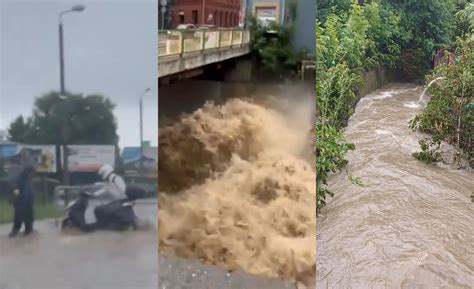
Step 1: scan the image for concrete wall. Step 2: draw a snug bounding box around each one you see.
[293,0,315,56]
[358,68,399,97]
[158,45,251,78]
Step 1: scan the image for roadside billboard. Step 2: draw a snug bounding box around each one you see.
[62,145,115,172]
[122,146,158,175]
[0,144,57,173]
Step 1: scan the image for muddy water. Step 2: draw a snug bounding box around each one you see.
[317,83,474,288]
[0,202,158,289]
[158,81,316,286]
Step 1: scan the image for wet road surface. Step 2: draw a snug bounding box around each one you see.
[0,201,158,289]
[158,255,300,289]
[317,84,474,288]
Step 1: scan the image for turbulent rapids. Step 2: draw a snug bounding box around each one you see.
[158,97,316,285]
[317,84,474,288]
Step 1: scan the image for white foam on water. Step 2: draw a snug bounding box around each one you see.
[370,90,397,100]
[375,129,391,135]
[404,101,421,108]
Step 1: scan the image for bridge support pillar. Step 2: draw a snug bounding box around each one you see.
[224,60,252,82]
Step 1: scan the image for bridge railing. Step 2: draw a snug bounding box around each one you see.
[159,28,250,57]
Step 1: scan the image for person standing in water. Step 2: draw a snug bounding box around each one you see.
[9,166,36,237]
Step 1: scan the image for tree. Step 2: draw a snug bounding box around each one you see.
[8,116,30,143]
[8,92,118,145]
[384,0,453,79]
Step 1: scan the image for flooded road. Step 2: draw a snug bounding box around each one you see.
[317,83,474,288]
[0,201,158,289]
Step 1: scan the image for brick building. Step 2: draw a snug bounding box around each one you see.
[171,0,241,28]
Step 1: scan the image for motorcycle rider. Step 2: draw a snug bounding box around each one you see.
[93,164,127,200]
[64,164,145,232]
[91,164,145,230]
[91,164,128,227]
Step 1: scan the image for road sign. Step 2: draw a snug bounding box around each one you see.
[160,0,167,6]
[161,7,166,13]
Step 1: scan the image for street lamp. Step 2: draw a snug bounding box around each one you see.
[139,88,151,173]
[160,0,167,29]
[58,4,85,186]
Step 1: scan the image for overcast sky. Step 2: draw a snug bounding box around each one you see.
[0,0,158,148]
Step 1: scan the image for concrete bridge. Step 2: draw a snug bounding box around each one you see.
[158,28,251,81]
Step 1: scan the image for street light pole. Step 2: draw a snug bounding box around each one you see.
[58,4,85,186]
[160,0,167,29]
[59,21,65,93]
[139,88,151,173]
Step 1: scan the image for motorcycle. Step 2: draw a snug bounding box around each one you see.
[61,185,147,232]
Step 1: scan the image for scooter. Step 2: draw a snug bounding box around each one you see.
[61,185,146,232]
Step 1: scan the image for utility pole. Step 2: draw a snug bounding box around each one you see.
[160,0,167,29]
[139,88,151,173]
[59,4,85,186]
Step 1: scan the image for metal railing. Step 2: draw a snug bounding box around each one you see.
[159,28,250,58]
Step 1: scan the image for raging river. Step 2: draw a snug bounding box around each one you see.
[317,83,474,288]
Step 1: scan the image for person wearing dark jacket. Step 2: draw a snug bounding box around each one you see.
[9,166,36,237]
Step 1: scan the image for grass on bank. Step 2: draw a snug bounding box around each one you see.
[0,198,63,224]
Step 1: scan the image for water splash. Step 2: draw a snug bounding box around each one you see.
[158,98,316,286]
[418,77,445,104]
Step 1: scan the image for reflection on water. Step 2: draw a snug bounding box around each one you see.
[317,83,474,288]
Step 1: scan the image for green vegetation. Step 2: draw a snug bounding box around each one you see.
[8,91,118,145]
[248,0,308,76]
[410,36,473,166]
[316,0,472,211]
[412,138,442,163]
[316,124,354,210]
[0,198,63,224]
[316,1,404,211]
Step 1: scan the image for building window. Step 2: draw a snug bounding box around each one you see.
[179,11,185,24]
[192,10,198,25]
[219,11,223,27]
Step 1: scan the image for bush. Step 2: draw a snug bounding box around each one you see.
[410,36,473,166]
[316,124,354,212]
[316,1,402,210]
[248,0,305,76]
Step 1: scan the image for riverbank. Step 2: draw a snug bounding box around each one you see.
[316,83,474,288]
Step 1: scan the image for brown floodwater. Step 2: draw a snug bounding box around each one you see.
[158,81,316,286]
[0,201,158,289]
[317,83,474,288]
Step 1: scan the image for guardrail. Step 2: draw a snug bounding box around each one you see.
[159,28,251,57]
